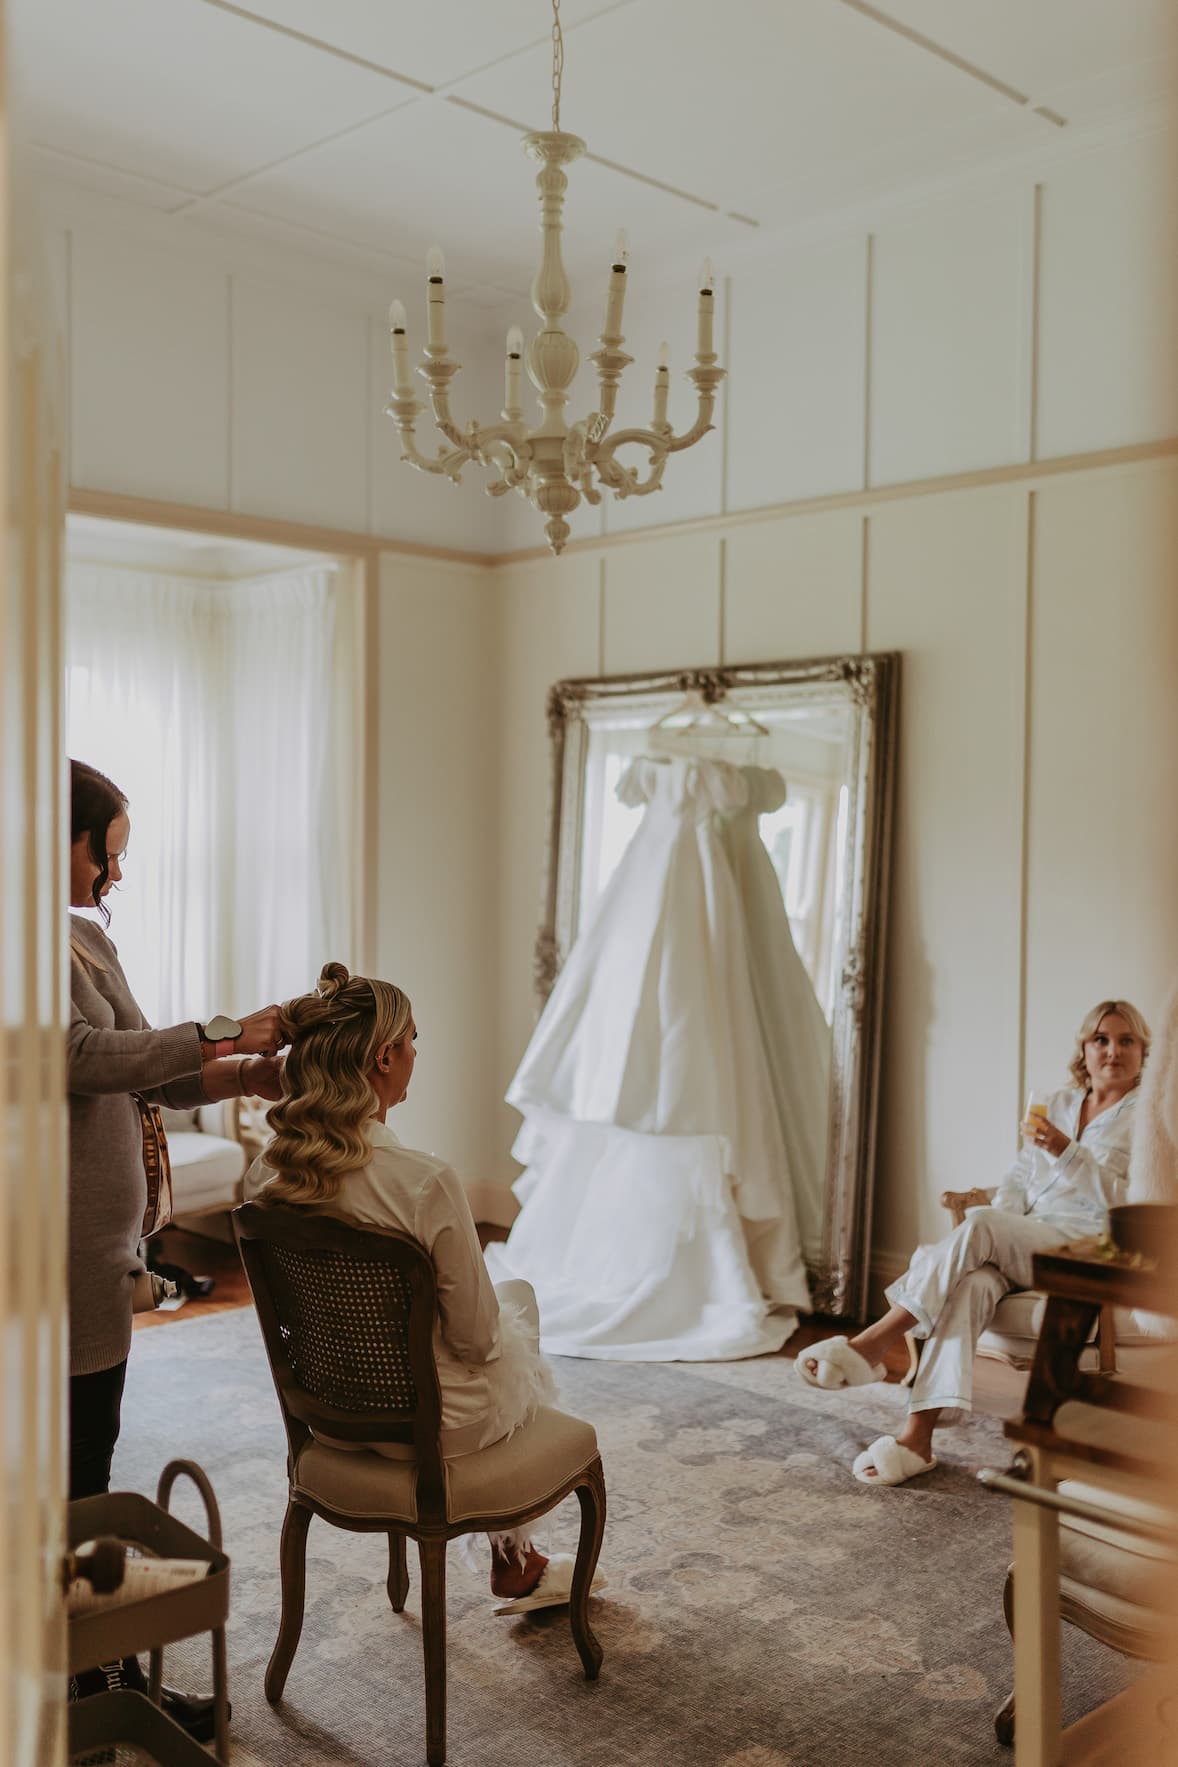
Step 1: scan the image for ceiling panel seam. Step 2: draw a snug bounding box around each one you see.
[164,98,422,216]
[198,0,432,91]
[836,0,1068,123]
[193,2,744,226]
[445,97,731,215]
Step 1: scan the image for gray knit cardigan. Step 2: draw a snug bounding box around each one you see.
[68,913,206,1377]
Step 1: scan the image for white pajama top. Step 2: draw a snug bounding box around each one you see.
[990,1085,1138,1239]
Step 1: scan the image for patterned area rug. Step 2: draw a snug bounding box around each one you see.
[115,1308,1132,1766]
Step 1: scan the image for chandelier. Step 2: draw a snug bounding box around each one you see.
[385,0,726,556]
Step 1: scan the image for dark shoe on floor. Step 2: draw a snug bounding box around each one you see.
[159,1684,221,1745]
[70,1655,225,1746]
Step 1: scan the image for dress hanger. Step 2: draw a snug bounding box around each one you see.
[646,686,770,741]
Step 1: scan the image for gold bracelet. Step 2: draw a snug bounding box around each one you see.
[237,1059,252,1098]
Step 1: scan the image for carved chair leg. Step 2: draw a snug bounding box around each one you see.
[266,1497,312,1702]
[994,1565,1015,1744]
[569,1457,607,1681]
[387,1531,409,1612]
[900,1331,921,1388]
[210,1624,230,1764]
[1097,1303,1118,1375]
[418,1538,448,1767]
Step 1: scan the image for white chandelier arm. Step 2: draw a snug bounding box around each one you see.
[586,343,634,442]
[394,429,473,484]
[480,433,533,496]
[415,355,470,452]
[658,363,726,454]
[589,427,671,499]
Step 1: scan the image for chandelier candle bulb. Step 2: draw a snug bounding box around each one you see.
[426,246,447,351]
[505,324,524,415]
[653,342,670,427]
[388,300,412,396]
[603,257,627,342]
[697,284,715,360]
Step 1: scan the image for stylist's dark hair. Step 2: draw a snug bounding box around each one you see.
[70,759,128,924]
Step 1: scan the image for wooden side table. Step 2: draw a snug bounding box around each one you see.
[995,1239,1177,1766]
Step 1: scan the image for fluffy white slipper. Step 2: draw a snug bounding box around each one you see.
[492,1552,608,1616]
[852,1434,937,1487]
[795,1334,886,1391]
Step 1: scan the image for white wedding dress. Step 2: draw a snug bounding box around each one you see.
[716,766,831,1262]
[485,754,811,1360]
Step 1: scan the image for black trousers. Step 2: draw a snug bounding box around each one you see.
[69,1359,128,1501]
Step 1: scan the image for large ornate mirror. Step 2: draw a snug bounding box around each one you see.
[535,653,898,1317]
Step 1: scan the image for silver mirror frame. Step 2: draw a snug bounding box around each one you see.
[534,652,899,1318]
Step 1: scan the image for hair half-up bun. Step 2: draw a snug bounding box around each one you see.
[260,962,413,1205]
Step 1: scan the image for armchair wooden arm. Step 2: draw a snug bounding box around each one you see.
[940,1187,995,1227]
[936,1191,1118,1374]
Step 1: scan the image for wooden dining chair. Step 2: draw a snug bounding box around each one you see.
[232,1202,607,1767]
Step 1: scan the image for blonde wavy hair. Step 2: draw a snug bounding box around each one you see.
[1067,999,1151,1091]
[259,961,413,1205]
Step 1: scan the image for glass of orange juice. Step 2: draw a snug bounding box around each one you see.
[1025,1089,1049,1129]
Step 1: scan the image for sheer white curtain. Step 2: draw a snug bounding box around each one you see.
[66,560,356,1027]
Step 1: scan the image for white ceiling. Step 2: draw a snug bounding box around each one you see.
[16,0,1177,303]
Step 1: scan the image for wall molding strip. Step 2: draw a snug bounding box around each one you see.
[66,488,499,567]
[71,433,1178,575]
[488,436,1178,566]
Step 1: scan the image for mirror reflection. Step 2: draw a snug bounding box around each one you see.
[487,657,898,1354]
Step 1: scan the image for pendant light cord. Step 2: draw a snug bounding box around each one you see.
[551,0,564,130]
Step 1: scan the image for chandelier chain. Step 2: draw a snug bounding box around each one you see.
[551,0,564,130]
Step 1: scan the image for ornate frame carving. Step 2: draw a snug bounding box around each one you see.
[533,652,899,1318]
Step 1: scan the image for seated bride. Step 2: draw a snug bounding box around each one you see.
[243,961,603,1613]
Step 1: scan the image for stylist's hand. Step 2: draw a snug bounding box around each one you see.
[239,1054,286,1102]
[235,1005,285,1058]
[1020,1115,1069,1158]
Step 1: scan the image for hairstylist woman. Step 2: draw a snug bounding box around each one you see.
[68,759,286,1729]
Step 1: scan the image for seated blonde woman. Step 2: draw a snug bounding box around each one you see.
[797,999,1149,1486]
[244,961,600,1613]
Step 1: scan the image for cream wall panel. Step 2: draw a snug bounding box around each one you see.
[491,552,602,1197]
[231,274,367,531]
[726,238,867,513]
[1024,461,1178,1087]
[373,557,500,1190]
[724,509,864,664]
[869,187,1031,486]
[865,487,1027,1256]
[602,532,721,673]
[1037,134,1178,459]
[70,233,230,507]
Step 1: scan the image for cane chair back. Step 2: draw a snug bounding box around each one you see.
[234,1202,446,1514]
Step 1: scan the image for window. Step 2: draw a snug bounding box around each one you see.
[66,538,359,1026]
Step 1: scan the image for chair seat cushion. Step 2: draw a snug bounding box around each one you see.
[1058,1478,1177,1609]
[167,1131,246,1215]
[293,1404,599,1527]
[981,1289,1174,1356]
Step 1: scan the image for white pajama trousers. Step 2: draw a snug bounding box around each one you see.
[884,1208,1069,1421]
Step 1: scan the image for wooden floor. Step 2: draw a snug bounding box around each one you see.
[133,1219,1027,1419]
